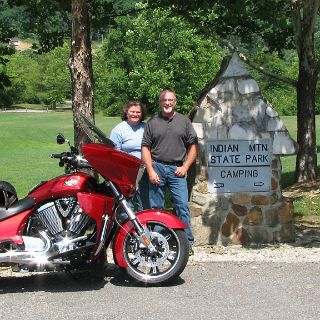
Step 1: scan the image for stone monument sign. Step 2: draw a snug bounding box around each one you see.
[189,53,297,245]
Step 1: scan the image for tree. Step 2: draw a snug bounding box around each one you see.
[0,0,34,38]
[0,17,15,96]
[3,45,71,106]
[0,5,18,109]
[6,0,89,146]
[7,0,130,147]
[94,5,225,115]
[151,0,320,182]
[70,0,139,145]
[69,0,94,146]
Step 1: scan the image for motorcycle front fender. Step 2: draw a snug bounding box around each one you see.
[112,209,186,268]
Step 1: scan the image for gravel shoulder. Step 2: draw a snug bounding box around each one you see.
[189,242,320,264]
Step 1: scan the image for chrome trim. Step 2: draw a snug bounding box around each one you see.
[93,215,109,257]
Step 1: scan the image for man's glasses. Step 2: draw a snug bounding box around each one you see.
[160,98,175,102]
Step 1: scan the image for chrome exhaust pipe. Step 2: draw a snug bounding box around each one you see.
[0,231,94,266]
[0,231,52,265]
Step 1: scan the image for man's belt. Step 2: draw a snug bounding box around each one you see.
[153,159,183,167]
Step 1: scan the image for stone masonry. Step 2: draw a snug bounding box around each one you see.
[189,53,297,246]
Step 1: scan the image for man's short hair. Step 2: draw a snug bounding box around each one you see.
[159,87,176,100]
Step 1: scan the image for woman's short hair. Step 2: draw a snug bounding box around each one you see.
[121,100,146,121]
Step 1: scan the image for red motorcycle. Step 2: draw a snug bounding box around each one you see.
[0,114,189,284]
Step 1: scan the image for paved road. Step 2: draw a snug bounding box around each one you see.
[1,260,319,320]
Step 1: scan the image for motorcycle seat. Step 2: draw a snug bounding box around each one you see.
[0,198,35,221]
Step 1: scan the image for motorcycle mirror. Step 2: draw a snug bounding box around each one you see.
[56,133,66,145]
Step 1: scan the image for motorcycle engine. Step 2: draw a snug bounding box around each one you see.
[34,197,95,254]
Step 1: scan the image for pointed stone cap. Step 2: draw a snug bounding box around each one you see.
[221,52,249,78]
[194,52,249,106]
[192,52,297,156]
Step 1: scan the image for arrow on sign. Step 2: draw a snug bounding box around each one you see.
[254,182,265,187]
[213,182,225,188]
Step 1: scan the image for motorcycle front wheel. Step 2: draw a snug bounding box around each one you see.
[123,222,189,284]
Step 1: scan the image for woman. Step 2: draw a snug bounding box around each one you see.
[110,100,149,211]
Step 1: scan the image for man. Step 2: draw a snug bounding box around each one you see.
[142,88,198,255]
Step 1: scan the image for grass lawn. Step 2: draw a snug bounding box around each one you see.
[0,112,319,217]
[0,112,120,197]
[281,116,320,187]
[280,116,298,188]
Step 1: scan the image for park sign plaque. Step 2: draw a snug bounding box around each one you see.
[207,139,271,193]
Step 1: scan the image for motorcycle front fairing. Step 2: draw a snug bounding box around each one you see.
[82,143,144,198]
[80,113,145,198]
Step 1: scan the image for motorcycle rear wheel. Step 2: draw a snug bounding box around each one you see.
[123,223,189,284]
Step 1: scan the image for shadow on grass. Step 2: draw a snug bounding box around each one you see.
[281,171,296,189]
[281,165,320,189]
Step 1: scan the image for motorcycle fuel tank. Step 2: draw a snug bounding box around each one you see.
[27,172,95,204]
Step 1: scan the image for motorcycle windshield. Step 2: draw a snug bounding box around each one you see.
[80,113,115,147]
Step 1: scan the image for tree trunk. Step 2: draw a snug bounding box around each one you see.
[295,59,318,181]
[292,0,319,181]
[69,0,94,149]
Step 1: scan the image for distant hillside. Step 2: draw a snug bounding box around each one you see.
[14,40,32,51]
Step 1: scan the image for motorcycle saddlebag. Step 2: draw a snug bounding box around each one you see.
[0,181,18,209]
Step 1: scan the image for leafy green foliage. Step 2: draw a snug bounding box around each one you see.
[4,44,70,106]
[94,6,226,115]
[6,0,140,53]
[151,0,294,54]
[6,51,43,103]
[0,7,16,93]
[0,0,311,118]
[41,43,71,106]
[248,51,297,115]
[6,0,70,53]
[0,0,34,38]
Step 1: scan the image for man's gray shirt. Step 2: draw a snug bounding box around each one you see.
[142,112,198,163]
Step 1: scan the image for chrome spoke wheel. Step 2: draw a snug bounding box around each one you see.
[123,222,189,284]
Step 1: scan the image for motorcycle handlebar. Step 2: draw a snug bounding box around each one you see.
[51,135,90,173]
[51,153,63,159]
[51,152,90,171]
[51,152,72,159]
